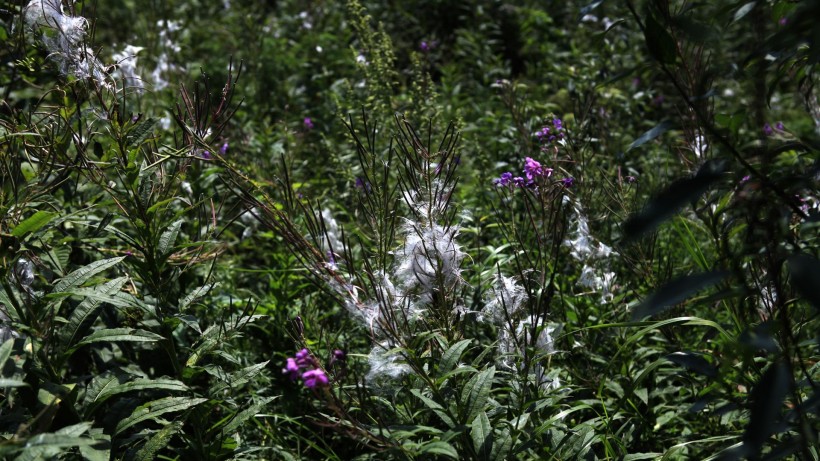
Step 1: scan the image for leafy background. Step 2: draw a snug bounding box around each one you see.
[0,0,818,459]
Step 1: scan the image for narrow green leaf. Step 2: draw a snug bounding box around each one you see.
[71,328,163,355]
[460,366,495,424]
[632,270,730,319]
[490,428,512,461]
[116,396,208,435]
[623,159,726,241]
[733,2,757,22]
[54,257,125,293]
[212,361,270,394]
[788,253,820,311]
[87,378,189,415]
[11,211,56,238]
[179,283,217,311]
[440,339,472,374]
[419,441,458,459]
[133,421,182,461]
[0,339,14,366]
[126,118,157,148]
[0,379,27,388]
[666,351,717,378]
[410,389,455,428]
[217,396,276,435]
[644,13,677,64]
[158,219,183,257]
[471,411,493,460]
[744,361,788,456]
[63,276,128,348]
[626,120,674,152]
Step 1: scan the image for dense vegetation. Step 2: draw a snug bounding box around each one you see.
[1,0,818,459]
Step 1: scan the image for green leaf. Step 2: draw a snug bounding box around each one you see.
[410,389,456,428]
[11,210,56,238]
[126,118,157,148]
[419,441,458,459]
[86,378,189,415]
[71,328,163,354]
[439,339,472,374]
[133,421,182,461]
[158,219,183,257]
[63,276,128,348]
[733,2,757,22]
[632,270,730,319]
[644,13,677,64]
[212,361,270,394]
[666,351,717,378]
[471,411,493,461]
[116,396,208,435]
[460,366,495,424]
[0,379,27,388]
[179,283,217,311]
[490,428,512,461]
[626,120,675,152]
[0,338,15,367]
[53,257,125,293]
[788,253,820,311]
[623,159,726,241]
[216,396,276,435]
[744,361,788,456]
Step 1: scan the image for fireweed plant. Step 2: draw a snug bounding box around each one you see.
[2,0,820,459]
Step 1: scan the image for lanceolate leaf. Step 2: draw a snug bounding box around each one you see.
[626,120,675,152]
[179,283,217,311]
[116,396,208,435]
[54,257,125,293]
[70,328,163,355]
[439,339,472,374]
[11,210,56,238]
[410,389,456,428]
[787,253,820,311]
[744,361,789,456]
[212,361,270,394]
[471,411,493,460]
[632,270,730,319]
[216,396,276,435]
[133,422,182,461]
[63,276,128,348]
[86,378,189,415]
[158,219,183,257]
[623,160,726,241]
[460,366,495,425]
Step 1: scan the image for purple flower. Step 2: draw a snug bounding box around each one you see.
[626,175,637,184]
[740,175,751,183]
[512,176,526,187]
[304,117,314,130]
[775,121,785,131]
[201,150,212,160]
[779,17,787,26]
[219,142,229,155]
[420,41,429,52]
[355,177,372,192]
[493,171,513,187]
[283,358,300,380]
[524,157,542,180]
[331,349,346,364]
[561,177,575,187]
[302,369,329,388]
[763,123,773,136]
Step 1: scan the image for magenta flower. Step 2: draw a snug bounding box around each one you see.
[283,358,300,380]
[561,177,575,187]
[763,123,773,136]
[420,41,429,51]
[302,369,329,388]
[304,117,314,130]
[219,142,229,155]
[493,171,513,187]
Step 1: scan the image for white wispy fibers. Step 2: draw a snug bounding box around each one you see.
[496,317,562,391]
[23,0,107,85]
[481,275,526,325]
[366,340,411,384]
[577,265,616,304]
[151,20,181,90]
[395,220,464,305]
[112,45,144,93]
[565,201,613,261]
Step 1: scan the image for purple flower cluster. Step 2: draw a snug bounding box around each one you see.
[493,157,573,188]
[763,121,785,136]
[283,348,329,389]
[535,118,565,145]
